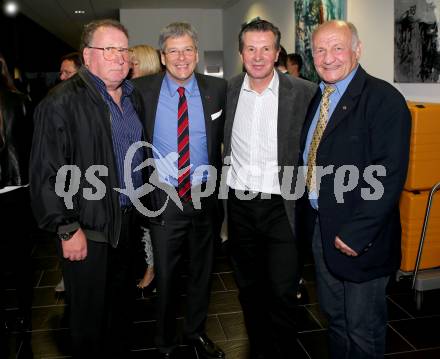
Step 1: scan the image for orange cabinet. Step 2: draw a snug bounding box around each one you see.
[404,102,440,191]
[399,190,440,271]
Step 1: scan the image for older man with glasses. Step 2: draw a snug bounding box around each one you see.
[30,19,145,358]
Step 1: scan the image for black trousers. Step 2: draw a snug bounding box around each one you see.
[61,211,138,358]
[228,190,299,359]
[150,192,216,353]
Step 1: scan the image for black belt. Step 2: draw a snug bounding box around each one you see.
[231,189,282,201]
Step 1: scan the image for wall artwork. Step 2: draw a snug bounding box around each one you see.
[395,0,440,83]
[294,0,346,82]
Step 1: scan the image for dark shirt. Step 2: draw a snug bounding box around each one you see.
[88,70,143,207]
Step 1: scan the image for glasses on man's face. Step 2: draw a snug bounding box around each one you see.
[163,47,196,59]
[87,46,132,61]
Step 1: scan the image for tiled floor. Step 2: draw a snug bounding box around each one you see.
[3,232,440,358]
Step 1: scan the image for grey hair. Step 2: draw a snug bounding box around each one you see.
[346,22,360,50]
[312,20,360,53]
[158,22,199,52]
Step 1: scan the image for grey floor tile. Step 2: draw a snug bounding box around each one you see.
[388,290,440,318]
[218,312,247,340]
[297,305,322,332]
[219,272,238,290]
[385,347,440,358]
[38,270,63,288]
[208,291,241,314]
[205,315,227,342]
[31,306,67,331]
[389,316,440,350]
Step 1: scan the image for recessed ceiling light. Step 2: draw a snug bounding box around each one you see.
[4,1,19,16]
[74,10,86,14]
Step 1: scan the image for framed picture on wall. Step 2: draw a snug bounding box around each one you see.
[294,0,346,82]
[394,0,440,83]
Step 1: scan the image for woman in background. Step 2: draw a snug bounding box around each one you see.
[129,45,161,290]
[130,44,162,79]
[0,53,34,357]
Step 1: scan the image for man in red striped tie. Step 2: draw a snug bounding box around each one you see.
[133,22,226,359]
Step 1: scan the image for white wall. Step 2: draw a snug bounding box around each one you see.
[347,0,439,102]
[223,0,440,102]
[120,8,223,73]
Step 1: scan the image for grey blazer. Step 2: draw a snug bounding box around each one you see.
[223,70,317,232]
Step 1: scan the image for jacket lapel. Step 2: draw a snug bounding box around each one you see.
[224,73,245,157]
[195,73,214,163]
[277,72,297,166]
[144,73,165,142]
[300,92,321,152]
[321,65,366,142]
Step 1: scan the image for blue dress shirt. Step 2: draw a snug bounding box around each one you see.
[303,66,359,209]
[89,70,144,207]
[153,73,209,187]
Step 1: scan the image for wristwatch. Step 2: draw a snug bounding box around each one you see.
[58,229,78,241]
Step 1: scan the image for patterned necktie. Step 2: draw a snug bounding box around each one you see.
[177,87,191,202]
[306,85,335,192]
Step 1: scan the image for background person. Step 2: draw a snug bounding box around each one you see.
[275,45,288,74]
[129,44,162,290]
[59,52,81,81]
[55,51,82,293]
[0,52,34,358]
[130,44,162,79]
[287,53,305,79]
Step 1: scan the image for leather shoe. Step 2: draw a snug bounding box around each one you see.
[190,333,225,358]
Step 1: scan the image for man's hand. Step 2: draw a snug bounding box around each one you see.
[334,236,358,257]
[62,228,87,261]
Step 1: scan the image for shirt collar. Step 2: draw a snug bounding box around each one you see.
[87,69,133,100]
[319,64,359,96]
[165,72,197,97]
[242,69,279,96]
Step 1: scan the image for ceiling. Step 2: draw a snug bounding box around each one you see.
[16,0,239,48]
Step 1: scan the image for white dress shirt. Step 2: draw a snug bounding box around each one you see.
[227,70,281,194]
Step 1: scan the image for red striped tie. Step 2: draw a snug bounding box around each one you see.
[177,87,191,202]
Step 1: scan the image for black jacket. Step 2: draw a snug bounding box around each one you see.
[297,66,411,282]
[0,87,32,188]
[30,67,145,247]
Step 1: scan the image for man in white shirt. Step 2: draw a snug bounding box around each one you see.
[222,18,316,359]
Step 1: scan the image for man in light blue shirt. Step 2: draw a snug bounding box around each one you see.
[133,22,226,359]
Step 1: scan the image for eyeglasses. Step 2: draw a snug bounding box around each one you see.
[163,47,196,58]
[87,46,132,61]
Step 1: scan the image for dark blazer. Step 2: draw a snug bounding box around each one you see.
[223,70,317,232]
[133,72,227,213]
[297,65,411,282]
